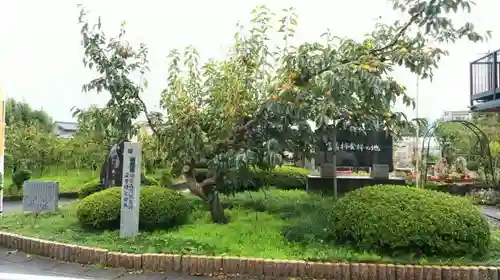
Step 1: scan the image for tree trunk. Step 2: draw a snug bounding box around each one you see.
[181,164,228,224]
[206,189,228,224]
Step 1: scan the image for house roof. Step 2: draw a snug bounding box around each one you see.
[54,121,78,131]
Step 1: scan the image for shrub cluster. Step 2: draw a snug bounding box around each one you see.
[11,169,32,190]
[328,185,491,257]
[76,186,190,230]
[194,165,310,193]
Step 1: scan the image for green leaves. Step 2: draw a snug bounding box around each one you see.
[72,2,489,196]
[78,5,150,143]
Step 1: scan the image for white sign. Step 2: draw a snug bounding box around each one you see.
[326,142,381,152]
[120,141,142,237]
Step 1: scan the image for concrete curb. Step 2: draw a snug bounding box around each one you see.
[2,192,79,201]
[0,231,498,279]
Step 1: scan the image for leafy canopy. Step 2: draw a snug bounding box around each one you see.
[75,0,488,195]
[77,7,151,144]
[158,0,487,182]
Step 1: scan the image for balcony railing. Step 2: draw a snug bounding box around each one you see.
[470,49,500,110]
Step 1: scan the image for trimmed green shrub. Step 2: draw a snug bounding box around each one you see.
[142,174,159,186]
[77,187,121,229]
[195,166,309,193]
[78,175,159,199]
[328,185,490,257]
[12,169,32,189]
[76,186,190,230]
[78,178,103,199]
[258,166,309,190]
[139,187,190,229]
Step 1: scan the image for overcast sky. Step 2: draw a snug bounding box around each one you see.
[0,0,499,123]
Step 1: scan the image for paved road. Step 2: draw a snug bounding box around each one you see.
[1,199,77,213]
[482,205,500,220]
[0,202,216,279]
[0,247,214,280]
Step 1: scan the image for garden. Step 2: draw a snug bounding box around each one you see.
[3,184,500,266]
[3,0,500,276]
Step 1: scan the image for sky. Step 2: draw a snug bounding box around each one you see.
[1,0,499,123]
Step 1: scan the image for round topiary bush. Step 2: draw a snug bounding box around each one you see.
[78,175,159,199]
[328,185,490,257]
[12,169,32,190]
[76,186,190,230]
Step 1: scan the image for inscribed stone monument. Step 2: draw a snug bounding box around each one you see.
[315,129,394,170]
[22,181,59,213]
[119,141,142,238]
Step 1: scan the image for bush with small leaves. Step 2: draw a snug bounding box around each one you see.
[78,175,159,198]
[76,186,190,230]
[11,169,32,191]
[77,178,103,199]
[328,185,491,258]
[196,166,310,192]
[259,166,309,190]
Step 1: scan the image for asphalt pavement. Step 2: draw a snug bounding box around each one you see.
[0,246,212,280]
[1,198,77,214]
[0,200,212,279]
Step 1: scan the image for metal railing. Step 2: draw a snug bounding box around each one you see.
[470,49,500,104]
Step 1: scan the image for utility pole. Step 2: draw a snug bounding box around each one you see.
[415,75,420,188]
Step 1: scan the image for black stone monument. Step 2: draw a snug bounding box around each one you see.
[100,141,125,188]
[308,128,406,195]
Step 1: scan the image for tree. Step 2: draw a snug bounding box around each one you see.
[72,105,111,142]
[5,98,53,132]
[77,0,488,224]
[77,8,151,145]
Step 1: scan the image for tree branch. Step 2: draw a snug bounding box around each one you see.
[135,95,162,136]
[293,7,426,86]
[224,118,258,146]
[370,8,425,54]
[181,163,218,200]
[181,164,206,199]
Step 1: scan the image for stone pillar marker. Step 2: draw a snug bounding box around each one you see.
[120,141,142,238]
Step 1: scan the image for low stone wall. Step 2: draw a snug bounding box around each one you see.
[0,231,499,279]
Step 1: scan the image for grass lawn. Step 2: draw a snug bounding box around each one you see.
[3,169,98,194]
[2,189,500,266]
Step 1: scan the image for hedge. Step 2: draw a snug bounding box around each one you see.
[328,185,491,257]
[81,166,311,197]
[76,186,190,230]
[78,174,159,198]
[193,166,310,193]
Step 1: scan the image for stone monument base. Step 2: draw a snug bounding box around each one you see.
[306,175,406,196]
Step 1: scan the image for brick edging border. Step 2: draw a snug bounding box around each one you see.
[0,231,498,280]
[2,192,78,201]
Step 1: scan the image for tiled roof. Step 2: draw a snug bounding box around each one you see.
[54,121,78,131]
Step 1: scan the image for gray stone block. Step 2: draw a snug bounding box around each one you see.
[22,181,59,213]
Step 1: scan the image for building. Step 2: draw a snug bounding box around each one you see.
[470,49,500,112]
[394,137,441,169]
[52,121,78,138]
[440,110,471,121]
